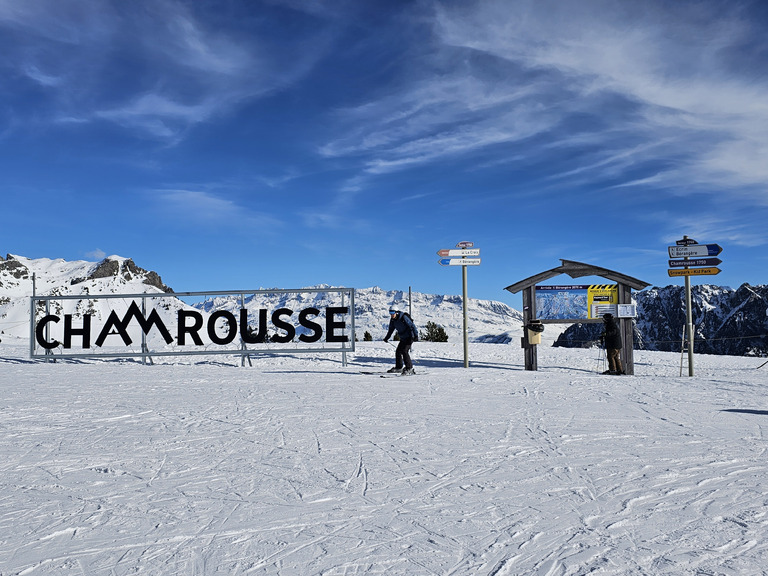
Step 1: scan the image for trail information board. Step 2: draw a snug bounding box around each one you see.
[535,284,618,320]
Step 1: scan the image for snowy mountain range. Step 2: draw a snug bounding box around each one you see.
[4,254,767,356]
[556,284,768,356]
[0,254,524,347]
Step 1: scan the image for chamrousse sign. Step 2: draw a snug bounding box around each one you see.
[30,288,355,360]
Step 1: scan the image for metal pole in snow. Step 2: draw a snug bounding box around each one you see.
[683,236,695,377]
[29,273,36,359]
[462,264,469,368]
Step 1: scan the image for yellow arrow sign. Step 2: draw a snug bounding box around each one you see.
[668,267,721,277]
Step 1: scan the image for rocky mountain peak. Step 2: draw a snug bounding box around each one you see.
[70,257,172,293]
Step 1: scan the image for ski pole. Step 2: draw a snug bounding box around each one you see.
[602,347,607,372]
[596,344,604,373]
[596,339,605,373]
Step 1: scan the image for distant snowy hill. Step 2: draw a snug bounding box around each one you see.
[195,286,524,344]
[0,254,525,346]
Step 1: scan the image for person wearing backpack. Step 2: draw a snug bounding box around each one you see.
[600,313,624,375]
[383,307,418,375]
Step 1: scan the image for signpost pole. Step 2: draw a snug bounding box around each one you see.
[438,242,476,368]
[685,270,694,377]
[668,234,724,377]
[680,235,695,377]
[462,263,469,368]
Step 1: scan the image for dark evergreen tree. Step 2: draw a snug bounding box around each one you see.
[421,321,448,342]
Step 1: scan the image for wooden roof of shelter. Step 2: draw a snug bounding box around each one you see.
[504,259,651,294]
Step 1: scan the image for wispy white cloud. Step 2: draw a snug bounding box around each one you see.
[148,189,283,233]
[147,4,252,76]
[0,0,117,44]
[320,75,554,164]
[662,213,768,248]
[23,64,63,87]
[0,0,334,141]
[95,93,216,141]
[321,0,768,205]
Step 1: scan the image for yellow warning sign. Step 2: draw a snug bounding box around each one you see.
[588,284,618,319]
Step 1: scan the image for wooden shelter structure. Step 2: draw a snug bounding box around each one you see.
[504,260,650,374]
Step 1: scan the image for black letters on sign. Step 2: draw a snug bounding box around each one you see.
[271,308,296,343]
[240,308,268,344]
[35,315,60,349]
[326,306,349,342]
[298,307,322,343]
[177,310,204,345]
[34,300,352,351]
[207,310,238,345]
[64,314,92,349]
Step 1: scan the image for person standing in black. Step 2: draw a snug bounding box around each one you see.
[601,313,623,375]
[384,307,418,375]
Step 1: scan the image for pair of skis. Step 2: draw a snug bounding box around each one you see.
[359,370,419,378]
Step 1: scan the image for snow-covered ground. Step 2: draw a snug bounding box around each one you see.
[2,337,767,575]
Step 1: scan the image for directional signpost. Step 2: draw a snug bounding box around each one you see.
[437,242,480,368]
[438,258,481,266]
[668,244,723,258]
[668,267,721,277]
[437,248,480,258]
[668,258,721,268]
[668,235,724,377]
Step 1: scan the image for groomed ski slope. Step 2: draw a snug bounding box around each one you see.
[1,339,767,575]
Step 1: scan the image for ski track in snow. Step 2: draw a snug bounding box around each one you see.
[1,341,768,575]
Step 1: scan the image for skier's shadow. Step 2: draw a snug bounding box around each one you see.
[721,408,768,416]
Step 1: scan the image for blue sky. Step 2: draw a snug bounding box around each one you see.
[2,0,768,310]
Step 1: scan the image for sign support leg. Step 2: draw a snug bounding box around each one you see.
[522,286,537,371]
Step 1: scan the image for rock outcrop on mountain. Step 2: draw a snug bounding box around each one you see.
[70,257,172,292]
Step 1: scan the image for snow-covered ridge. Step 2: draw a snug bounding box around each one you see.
[193,285,524,344]
[0,254,172,341]
[557,283,768,356]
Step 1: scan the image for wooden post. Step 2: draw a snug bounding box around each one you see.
[522,286,537,371]
[617,283,634,375]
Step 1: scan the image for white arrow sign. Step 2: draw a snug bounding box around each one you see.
[438,258,481,266]
[437,248,480,257]
[668,244,722,258]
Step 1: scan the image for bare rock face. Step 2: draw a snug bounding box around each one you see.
[87,258,120,280]
[71,257,173,292]
[0,255,30,280]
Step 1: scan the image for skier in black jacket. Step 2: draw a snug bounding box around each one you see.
[601,313,623,375]
[384,308,418,375]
